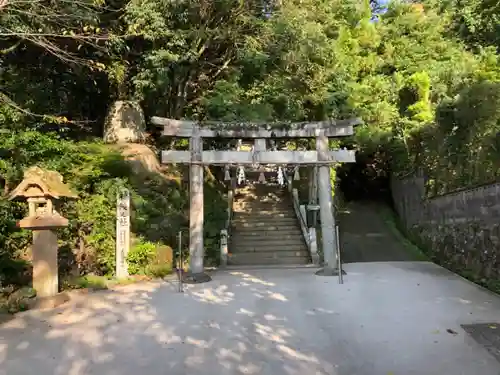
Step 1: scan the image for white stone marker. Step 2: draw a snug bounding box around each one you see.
[116,188,131,278]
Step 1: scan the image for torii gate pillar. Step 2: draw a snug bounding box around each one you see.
[316,135,337,275]
[188,125,208,281]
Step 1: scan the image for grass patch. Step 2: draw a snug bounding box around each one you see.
[147,263,173,278]
[62,266,174,291]
[63,275,110,290]
[457,270,500,295]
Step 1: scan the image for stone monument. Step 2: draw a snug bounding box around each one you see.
[9,167,78,298]
[115,188,131,278]
[103,100,146,144]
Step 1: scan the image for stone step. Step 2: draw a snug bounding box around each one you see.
[234,195,289,200]
[229,234,302,243]
[233,218,298,227]
[234,212,295,219]
[228,254,310,266]
[233,211,295,216]
[229,185,304,266]
[230,232,304,241]
[232,224,301,232]
[234,203,292,208]
[233,204,293,214]
[229,245,307,254]
[233,210,296,219]
[230,236,305,247]
[230,249,308,257]
[233,216,297,223]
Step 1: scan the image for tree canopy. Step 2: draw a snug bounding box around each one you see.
[0,0,498,191]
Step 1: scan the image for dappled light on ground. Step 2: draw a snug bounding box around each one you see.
[1,263,500,375]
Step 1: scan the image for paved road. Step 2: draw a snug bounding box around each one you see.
[1,262,500,375]
[339,201,421,263]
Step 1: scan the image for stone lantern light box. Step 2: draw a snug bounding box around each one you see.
[9,167,78,298]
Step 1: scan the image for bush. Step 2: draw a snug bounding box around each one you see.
[62,275,109,290]
[127,241,157,275]
[127,241,173,278]
[147,263,172,278]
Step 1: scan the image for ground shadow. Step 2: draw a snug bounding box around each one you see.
[2,266,500,375]
[0,271,340,375]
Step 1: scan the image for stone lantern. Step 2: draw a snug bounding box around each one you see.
[9,167,78,298]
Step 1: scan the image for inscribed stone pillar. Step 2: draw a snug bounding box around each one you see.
[316,134,338,275]
[32,230,59,298]
[116,189,131,278]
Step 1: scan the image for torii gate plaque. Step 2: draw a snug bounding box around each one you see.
[152,117,361,282]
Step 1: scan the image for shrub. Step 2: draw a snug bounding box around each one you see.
[127,241,174,277]
[147,263,172,278]
[127,241,157,276]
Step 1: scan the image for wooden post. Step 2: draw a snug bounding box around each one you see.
[188,125,210,282]
[316,134,338,275]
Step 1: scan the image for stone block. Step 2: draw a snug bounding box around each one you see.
[103,100,146,144]
[155,245,173,266]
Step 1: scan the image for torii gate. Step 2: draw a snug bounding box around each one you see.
[151,116,360,282]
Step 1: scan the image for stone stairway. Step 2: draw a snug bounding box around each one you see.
[228,183,310,266]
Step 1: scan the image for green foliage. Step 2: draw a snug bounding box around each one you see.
[147,263,173,279]
[434,0,500,51]
[63,275,109,291]
[127,240,173,277]
[404,72,433,123]
[0,129,226,286]
[406,81,500,195]
[0,286,36,314]
[127,241,157,276]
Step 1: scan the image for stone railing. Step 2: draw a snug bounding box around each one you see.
[288,177,320,265]
[220,185,234,267]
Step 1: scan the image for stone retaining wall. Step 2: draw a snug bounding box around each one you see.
[391,175,500,282]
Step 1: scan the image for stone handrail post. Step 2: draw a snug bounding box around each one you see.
[291,187,320,265]
[220,179,234,268]
[220,229,228,267]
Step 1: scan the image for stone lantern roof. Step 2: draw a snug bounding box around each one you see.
[9,166,78,201]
